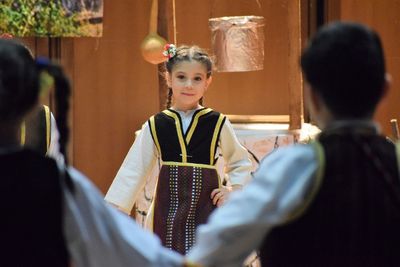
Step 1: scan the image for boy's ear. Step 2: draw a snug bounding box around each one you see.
[305,84,321,114]
[382,73,392,98]
[310,87,321,112]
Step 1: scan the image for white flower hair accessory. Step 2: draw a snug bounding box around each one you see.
[163,44,177,60]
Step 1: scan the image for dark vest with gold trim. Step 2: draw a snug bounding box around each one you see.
[20,105,51,156]
[1,149,69,266]
[149,108,226,254]
[260,126,400,267]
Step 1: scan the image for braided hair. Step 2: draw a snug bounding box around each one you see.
[36,59,71,164]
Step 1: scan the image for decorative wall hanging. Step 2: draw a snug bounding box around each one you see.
[0,0,103,37]
[209,15,265,72]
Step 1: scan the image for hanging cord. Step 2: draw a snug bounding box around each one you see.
[210,0,262,18]
[172,0,177,44]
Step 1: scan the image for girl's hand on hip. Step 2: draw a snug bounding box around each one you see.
[211,184,242,207]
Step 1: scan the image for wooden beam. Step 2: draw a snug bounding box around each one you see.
[288,0,303,130]
[325,0,341,22]
[157,0,174,111]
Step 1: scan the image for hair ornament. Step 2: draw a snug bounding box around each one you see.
[36,56,51,68]
[163,44,177,60]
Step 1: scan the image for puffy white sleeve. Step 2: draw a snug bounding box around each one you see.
[63,167,182,267]
[219,118,253,186]
[187,145,318,267]
[104,123,158,214]
[47,112,65,166]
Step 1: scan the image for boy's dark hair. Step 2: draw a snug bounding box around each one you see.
[0,39,38,122]
[0,39,71,163]
[301,22,386,119]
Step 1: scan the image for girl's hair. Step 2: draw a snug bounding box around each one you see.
[36,60,71,164]
[165,45,212,108]
[0,39,71,164]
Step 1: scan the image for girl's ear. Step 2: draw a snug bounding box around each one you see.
[165,72,172,87]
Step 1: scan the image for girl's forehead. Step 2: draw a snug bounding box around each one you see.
[171,60,208,74]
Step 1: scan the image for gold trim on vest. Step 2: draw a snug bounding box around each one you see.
[20,122,26,145]
[163,161,216,169]
[185,108,213,144]
[163,110,188,163]
[210,114,225,165]
[44,105,51,154]
[149,116,162,155]
[282,141,325,225]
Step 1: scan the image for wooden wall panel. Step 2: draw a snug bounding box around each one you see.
[339,0,400,137]
[71,0,160,192]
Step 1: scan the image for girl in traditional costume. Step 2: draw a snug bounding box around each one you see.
[105,44,252,254]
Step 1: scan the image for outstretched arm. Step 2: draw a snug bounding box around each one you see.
[188,145,318,267]
[64,167,182,267]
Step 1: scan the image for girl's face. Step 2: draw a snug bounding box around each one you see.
[167,60,212,111]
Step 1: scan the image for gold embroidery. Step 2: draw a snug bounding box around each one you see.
[149,116,161,155]
[163,110,187,163]
[210,114,225,165]
[185,108,212,144]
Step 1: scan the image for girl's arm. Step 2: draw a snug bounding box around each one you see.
[211,118,253,206]
[105,123,158,214]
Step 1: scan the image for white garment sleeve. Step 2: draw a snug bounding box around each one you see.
[219,118,253,185]
[63,167,182,267]
[186,145,318,267]
[47,113,65,166]
[104,123,158,214]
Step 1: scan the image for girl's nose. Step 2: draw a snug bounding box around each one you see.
[185,80,193,88]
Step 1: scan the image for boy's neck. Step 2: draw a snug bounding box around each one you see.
[323,119,379,133]
[0,121,21,147]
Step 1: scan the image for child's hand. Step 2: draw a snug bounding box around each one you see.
[211,185,242,207]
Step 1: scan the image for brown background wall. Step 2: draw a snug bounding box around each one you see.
[22,0,400,193]
[338,0,400,139]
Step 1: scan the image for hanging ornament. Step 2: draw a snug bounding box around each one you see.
[209,15,265,72]
[141,0,167,64]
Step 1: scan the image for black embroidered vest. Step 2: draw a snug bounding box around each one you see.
[260,129,400,267]
[149,108,226,254]
[0,149,69,266]
[21,105,51,156]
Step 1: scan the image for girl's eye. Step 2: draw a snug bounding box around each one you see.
[177,75,185,80]
[194,77,202,81]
